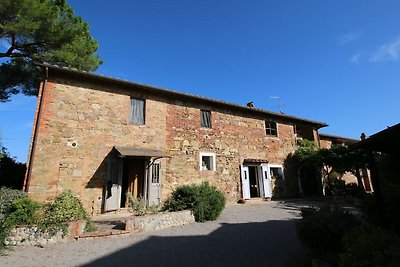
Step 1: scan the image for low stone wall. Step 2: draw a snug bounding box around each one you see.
[5,220,86,247]
[125,210,195,232]
[5,227,64,247]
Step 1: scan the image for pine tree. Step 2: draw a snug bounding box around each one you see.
[0,0,102,101]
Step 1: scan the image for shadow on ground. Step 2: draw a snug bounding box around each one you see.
[82,218,305,267]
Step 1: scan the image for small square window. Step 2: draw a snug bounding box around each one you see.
[199,152,216,171]
[130,98,145,125]
[265,121,277,136]
[270,166,284,180]
[200,110,212,128]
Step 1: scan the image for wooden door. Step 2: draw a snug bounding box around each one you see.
[105,158,123,211]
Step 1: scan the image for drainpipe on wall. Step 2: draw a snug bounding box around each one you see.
[24,66,48,192]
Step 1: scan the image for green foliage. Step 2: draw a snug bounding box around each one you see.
[344,182,365,198]
[39,190,91,234]
[4,198,41,227]
[147,203,161,214]
[0,190,94,252]
[0,0,102,101]
[297,206,358,265]
[326,175,346,196]
[0,197,41,252]
[289,140,368,196]
[295,139,319,163]
[0,146,26,189]
[126,193,147,216]
[164,184,198,211]
[0,187,27,215]
[125,193,161,215]
[164,182,226,222]
[340,227,400,267]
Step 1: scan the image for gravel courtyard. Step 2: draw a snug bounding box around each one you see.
[0,200,310,267]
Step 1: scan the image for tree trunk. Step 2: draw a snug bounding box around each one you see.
[354,168,365,191]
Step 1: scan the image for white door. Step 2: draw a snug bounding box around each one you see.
[262,164,272,198]
[105,158,123,211]
[240,165,250,199]
[148,162,161,205]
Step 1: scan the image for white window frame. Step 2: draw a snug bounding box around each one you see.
[199,152,216,171]
[268,164,284,180]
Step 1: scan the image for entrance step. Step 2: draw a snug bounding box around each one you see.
[240,198,271,205]
[75,230,130,241]
[76,213,133,241]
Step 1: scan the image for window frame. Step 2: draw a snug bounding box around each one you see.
[151,162,161,184]
[199,152,216,171]
[268,164,284,181]
[200,109,212,128]
[130,97,146,125]
[265,121,278,137]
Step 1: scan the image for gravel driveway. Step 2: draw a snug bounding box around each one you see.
[0,200,309,267]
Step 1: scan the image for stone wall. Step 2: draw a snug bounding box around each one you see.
[5,227,64,247]
[26,76,315,214]
[5,220,86,247]
[125,210,195,232]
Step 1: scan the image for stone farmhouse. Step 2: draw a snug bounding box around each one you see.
[24,64,339,214]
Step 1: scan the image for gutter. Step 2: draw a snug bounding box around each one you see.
[24,66,48,192]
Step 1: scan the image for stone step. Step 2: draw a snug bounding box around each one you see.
[74,230,131,241]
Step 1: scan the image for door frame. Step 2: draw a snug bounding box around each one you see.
[240,163,284,200]
[104,157,123,212]
[147,159,162,205]
[241,164,265,199]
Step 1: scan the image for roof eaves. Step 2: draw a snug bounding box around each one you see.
[319,133,358,143]
[36,63,328,128]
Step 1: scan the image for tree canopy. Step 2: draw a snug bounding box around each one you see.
[0,0,102,101]
[293,140,368,193]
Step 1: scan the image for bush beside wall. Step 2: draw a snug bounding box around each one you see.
[164,182,226,222]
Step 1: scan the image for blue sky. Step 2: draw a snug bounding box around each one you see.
[1,0,400,162]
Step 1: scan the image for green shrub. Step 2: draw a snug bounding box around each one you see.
[0,187,27,216]
[126,193,146,216]
[327,176,346,196]
[4,198,41,227]
[340,227,400,267]
[40,190,92,234]
[297,206,358,265]
[164,182,226,222]
[344,182,365,198]
[147,203,160,214]
[164,184,198,211]
[0,198,41,252]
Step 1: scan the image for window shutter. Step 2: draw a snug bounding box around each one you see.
[131,98,145,124]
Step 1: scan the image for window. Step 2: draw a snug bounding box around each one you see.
[199,152,216,171]
[265,121,277,136]
[200,110,212,128]
[130,98,145,125]
[152,163,160,184]
[269,166,284,180]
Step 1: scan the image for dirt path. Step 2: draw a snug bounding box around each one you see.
[0,200,309,267]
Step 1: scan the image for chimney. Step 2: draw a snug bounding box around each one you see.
[360,133,367,140]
